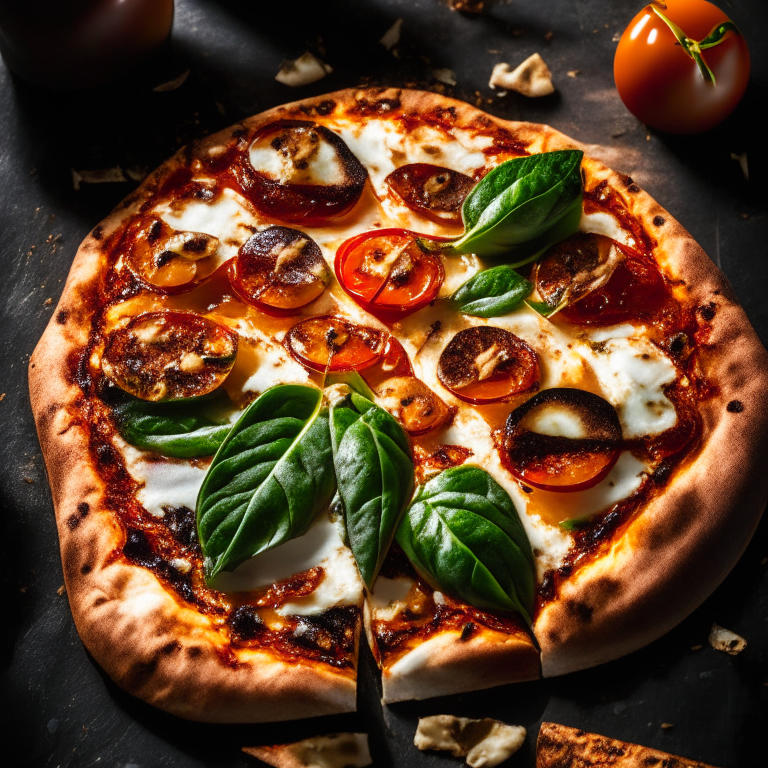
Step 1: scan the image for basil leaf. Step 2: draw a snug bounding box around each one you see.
[196,384,336,582]
[325,369,376,401]
[452,150,584,258]
[451,265,533,318]
[331,391,414,588]
[111,394,234,458]
[396,465,535,624]
[525,298,567,319]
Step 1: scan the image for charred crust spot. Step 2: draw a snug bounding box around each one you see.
[66,514,80,530]
[460,622,475,641]
[93,596,107,607]
[653,215,665,227]
[642,759,660,766]
[162,506,197,547]
[292,606,359,658]
[627,184,640,194]
[316,99,336,116]
[56,310,69,325]
[727,399,744,413]
[161,641,182,656]
[78,502,90,516]
[187,646,202,658]
[698,303,716,321]
[81,564,92,575]
[66,502,90,530]
[228,606,265,642]
[231,127,248,138]
[566,599,593,623]
[91,225,103,240]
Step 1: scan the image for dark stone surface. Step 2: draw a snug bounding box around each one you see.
[1,1,766,766]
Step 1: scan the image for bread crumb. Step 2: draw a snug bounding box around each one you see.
[380,18,403,51]
[709,623,747,655]
[415,715,525,767]
[244,734,371,768]
[152,69,190,92]
[57,584,66,596]
[275,52,332,87]
[432,68,457,86]
[660,723,675,730]
[544,31,554,42]
[489,54,554,97]
[449,0,485,13]
[567,70,581,78]
[730,152,749,180]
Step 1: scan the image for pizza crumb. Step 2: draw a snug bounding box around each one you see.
[23,477,34,484]
[708,623,747,655]
[660,723,675,730]
[415,715,525,767]
[380,18,403,51]
[72,166,127,191]
[152,69,190,92]
[275,52,332,87]
[0,393,6,402]
[449,0,485,13]
[544,31,554,42]
[44,298,52,306]
[243,733,371,768]
[57,584,66,596]
[489,54,554,97]
[690,644,703,651]
[730,152,748,180]
[432,68,457,86]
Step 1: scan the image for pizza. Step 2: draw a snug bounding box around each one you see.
[29,87,768,723]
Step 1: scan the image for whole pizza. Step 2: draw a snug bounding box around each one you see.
[29,87,768,723]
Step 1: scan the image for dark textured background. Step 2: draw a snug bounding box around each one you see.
[2,1,767,766]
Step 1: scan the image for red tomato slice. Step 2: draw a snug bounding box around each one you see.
[437,326,540,404]
[501,389,622,492]
[335,228,445,319]
[360,336,414,388]
[283,316,385,373]
[559,251,668,327]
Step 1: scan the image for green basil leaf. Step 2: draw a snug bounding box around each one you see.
[396,465,535,624]
[452,150,584,258]
[111,393,234,458]
[196,384,336,582]
[331,391,414,588]
[525,297,567,319]
[451,265,533,318]
[325,369,376,401]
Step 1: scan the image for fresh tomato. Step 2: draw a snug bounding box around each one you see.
[335,229,445,320]
[614,0,750,134]
[283,316,385,373]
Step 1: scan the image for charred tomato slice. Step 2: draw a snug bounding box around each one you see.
[284,315,385,373]
[122,216,219,293]
[233,120,367,226]
[229,226,331,315]
[501,388,622,492]
[375,376,454,436]
[335,228,445,320]
[437,326,540,404]
[101,312,238,401]
[385,163,475,224]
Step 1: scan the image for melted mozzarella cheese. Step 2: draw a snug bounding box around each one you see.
[579,210,633,246]
[370,577,413,622]
[152,187,257,265]
[214,512,364,615]
[586,336,677,438]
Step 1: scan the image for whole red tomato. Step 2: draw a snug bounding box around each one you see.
[614,0,750,134]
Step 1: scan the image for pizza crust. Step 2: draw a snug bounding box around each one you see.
[30,87,768,718]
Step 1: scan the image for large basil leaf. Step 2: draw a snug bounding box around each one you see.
[396,465,535,624]
[452,150,584,259]
[111,394,234,458]
[451,265,533,318]
[196,384,336,582]
[331,391,414,588]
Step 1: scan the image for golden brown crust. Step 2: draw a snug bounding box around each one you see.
[536,722,719,767]
[30,87,768,719]
[380,626,539,704]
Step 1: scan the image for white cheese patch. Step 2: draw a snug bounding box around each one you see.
[586,336,677,438]
[371,577,413,621]
[527,404,589,439]
[123,445,207,518]
[579,210,633,246]
[213,512,364,616]
[152,187,257,265]
[237,336,312,394]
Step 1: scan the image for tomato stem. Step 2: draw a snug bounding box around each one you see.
[647,3,741,86]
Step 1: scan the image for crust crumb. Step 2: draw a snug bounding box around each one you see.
[275,52,332,88]
[415,715,525,767]
[489,54,554,97]
[244,733,371,768]
[708,624,746,655]
[449,0,485,13]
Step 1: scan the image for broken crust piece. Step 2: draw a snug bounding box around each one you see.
[415,715,526,768]
[243,734,371,768]
[489,53,554,97]
[708,623,747,655]
[536,723,719,768]
[275,52,332,87]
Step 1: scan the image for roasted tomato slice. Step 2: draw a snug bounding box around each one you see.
[360,336,414,388]
[501,388,622,492]
[233,120,367,226]
[102,312,238,401]
[229,226,330,315]
[385,163,475,224]
[376,376,454,436]
[284,315,385,373]
[437,326,540,404]
[537,236,668,326]
[122,216,219,293]
[335,228,445,319]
